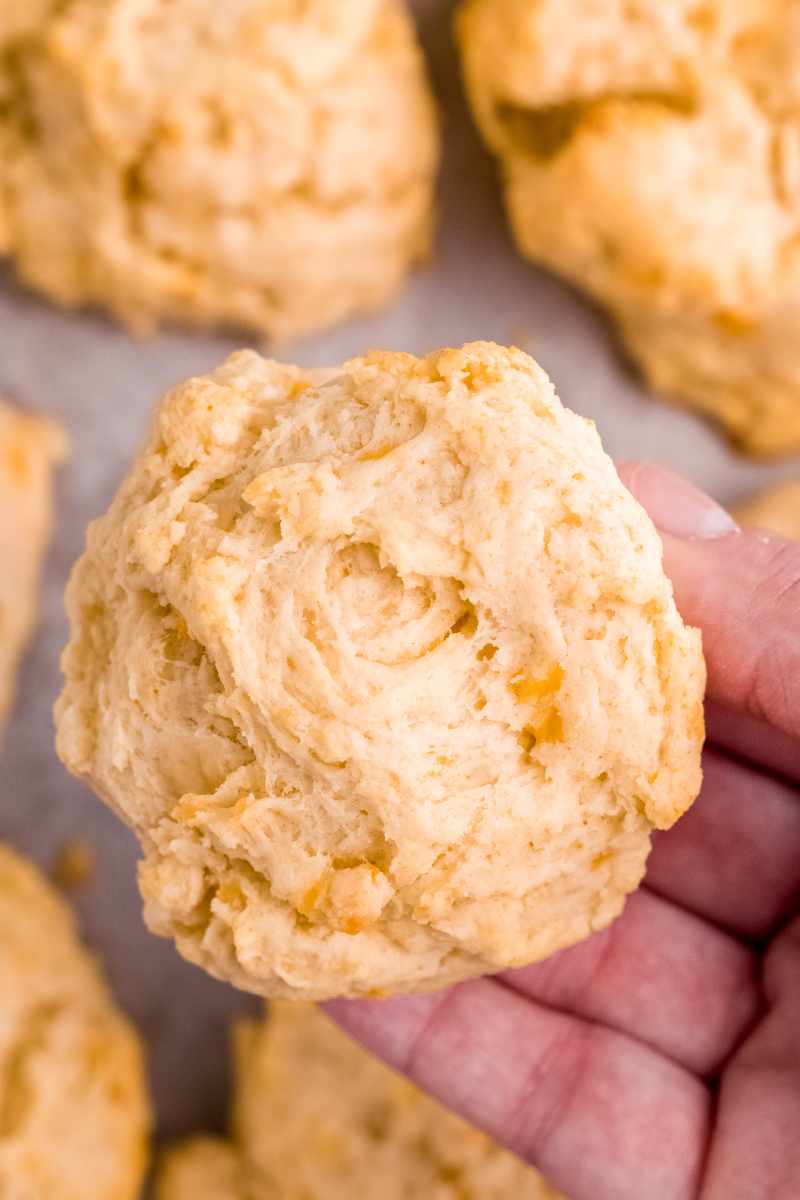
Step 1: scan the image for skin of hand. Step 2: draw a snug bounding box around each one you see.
[326,462,800,1200]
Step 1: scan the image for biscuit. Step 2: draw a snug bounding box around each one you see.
[156,1141,244,1200]
[457,1,800,455]
[734,480,800,539]
[156,1003,563,1200]
[0,0,438,341]
[0,399,65,729]
[56,342,705,1000]
[0,843,150,1199]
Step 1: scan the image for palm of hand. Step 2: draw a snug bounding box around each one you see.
[329,471,800,1200]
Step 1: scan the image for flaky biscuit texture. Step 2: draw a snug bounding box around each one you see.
[57,342,704,999]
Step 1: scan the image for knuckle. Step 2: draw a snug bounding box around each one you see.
[762,913,800,1003]
[742,538,800,732]
[750,538,800,619]
[505,1023,593,1163]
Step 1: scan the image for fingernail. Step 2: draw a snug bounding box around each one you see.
[619,462,740,540]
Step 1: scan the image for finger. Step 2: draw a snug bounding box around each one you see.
[646,747,800,940]
[706,699,800,785]
[497,888,759,1076]
[620,463,800,747]
[701,917,800,1199]
[326,981,709,1200]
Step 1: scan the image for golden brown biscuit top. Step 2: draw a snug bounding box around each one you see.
[457,1,800,454]
[0,0,438,339]
[57,343,704,1000]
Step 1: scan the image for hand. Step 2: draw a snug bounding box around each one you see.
[326,464,800,1200]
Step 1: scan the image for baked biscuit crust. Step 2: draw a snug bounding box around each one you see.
[0,0,438,340]
[0,843,150,1200]
[57,342,704,999]
[156,1003,563,1199]
[458,0,800,454]
[0,399,65,729]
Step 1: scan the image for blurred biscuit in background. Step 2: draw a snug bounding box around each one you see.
[0,0,438,341]
[734,480,800,539]
[0,399,65,730]
[458,0,800,455]
[156,1003,562,1200]
[0,842,150,1199]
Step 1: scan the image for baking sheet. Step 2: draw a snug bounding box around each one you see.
[1,0,798,1147]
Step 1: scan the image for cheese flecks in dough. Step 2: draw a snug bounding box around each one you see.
[56,342,705,1000]
[0,0,438,341]
[0,843,150,1200]
[458,0,800,454]
[0,399,65,731]
[156,1003,564,1200]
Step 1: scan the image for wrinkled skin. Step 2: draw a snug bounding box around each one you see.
[328,462,800,1200]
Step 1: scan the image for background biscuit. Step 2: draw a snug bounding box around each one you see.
[734,480,800,539]
[0,0,438,340]
[0,843,150,1199]
[0,400,64,730]
[458,0,800,454]
[156,1003,563,1199]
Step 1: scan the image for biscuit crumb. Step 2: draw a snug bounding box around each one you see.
[52,838,96,890]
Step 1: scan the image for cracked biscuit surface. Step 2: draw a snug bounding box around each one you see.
[0,399,65,731]
[56,342,705,1000]
[0,843,150,1200]
[734,480,800,538]
[0,0,437,340]
[156,1003,563,1200]
[458,0,800,454]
